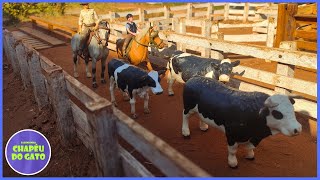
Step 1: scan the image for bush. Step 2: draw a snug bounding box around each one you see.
[3,3,66,23]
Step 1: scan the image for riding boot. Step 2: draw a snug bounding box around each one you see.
[122,35,132,58]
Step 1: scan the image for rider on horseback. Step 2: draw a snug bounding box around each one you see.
[78,3,101,56]
[122,13,140,58]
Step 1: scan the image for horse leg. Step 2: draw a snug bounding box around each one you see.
[101,58,107,84]
[91,59,97,88]
[85,56,92,78]
[73,53,79,78]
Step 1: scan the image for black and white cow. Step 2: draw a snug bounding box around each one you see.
[166,51,240,96]
[108,59,165,119]
[182,76,302,168]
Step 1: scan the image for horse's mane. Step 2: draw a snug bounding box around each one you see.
[135,25,150,41]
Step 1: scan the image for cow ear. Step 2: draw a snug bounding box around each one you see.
[231,60,240,67]
[259,107,270,118]
[289,97,295,105]
[211,61,220,70]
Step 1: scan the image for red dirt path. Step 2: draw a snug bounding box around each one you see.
[37,43,317,177]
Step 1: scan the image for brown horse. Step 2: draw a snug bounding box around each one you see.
[116,25,166,71]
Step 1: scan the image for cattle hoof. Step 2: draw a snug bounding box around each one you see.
[92,83,98,88]
[168,93,174,96]
[74,72,79,78]
[101,79,106,84]
[183,135,191,139]
[144,109,151,114]
[200,128,208,132]
[229,165,238,169]
[132,114,138,119]
[245,157,255,161]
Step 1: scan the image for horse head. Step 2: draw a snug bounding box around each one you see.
[147,26,166,49]
[96,20,110,47]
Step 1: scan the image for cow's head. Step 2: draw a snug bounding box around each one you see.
[142,70,166,95]
[211,59,240,82]
[260,94,302,136]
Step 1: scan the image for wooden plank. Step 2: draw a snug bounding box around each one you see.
[70,100,93,151]
[114,108,210,177]
[119,146,154,177]
[274,4,287,47]
[145,7,164,14]
[3,30,20,74]
[42,65,76,145]
[158,31,317,69]
[27,49,49,109]
[253,27,268,34]
[19,27,65,46]
[214,9,225,15]
[294,14,317,19]
[224,34,267,42]
[64,73,111,111]
[193,11,207,17]
[229,9,255,15]
[34,45,53,50]
[296,40,317,51]
[228,79,317,119]
[86,105,121,176]
[193,3,209,9]
[29,16,76,34]
[15,43,32,88]
[232,65,317,97]
[170,5,188,11]
[295,30,317,41]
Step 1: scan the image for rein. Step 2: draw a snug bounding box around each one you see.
[133,27,163,49]
[93,26,110,46]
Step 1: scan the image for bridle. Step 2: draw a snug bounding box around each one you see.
[133,26,164,49]
[93,22,110,46]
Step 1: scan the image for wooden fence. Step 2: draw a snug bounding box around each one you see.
[99,3,273,23]
[274,3,317,52]
[3,29,210,177]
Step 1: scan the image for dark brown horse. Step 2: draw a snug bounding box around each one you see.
[116,25,166,71]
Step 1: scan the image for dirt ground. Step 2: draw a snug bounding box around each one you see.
[3,18,317,176]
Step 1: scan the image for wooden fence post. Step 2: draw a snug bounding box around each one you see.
[201,19,212,58]
[3,31,20,75]
[187,3,192,19]
[164,6,170,19]
[211,32,225,60]
[25,46,49,109]
[86,103,122,176]
[109,11,116,22]
[138,8,145,22]
[43,65,76,145]
[274,41,297,94]
[224,4,230,20]
[266,17,276,47]
[274,3,298,47]
[177,18,186,51]
[243,3,249,22]
[15,42,32,89]
[206,3,213,21]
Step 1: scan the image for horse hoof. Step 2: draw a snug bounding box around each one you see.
[183,135,191,139]
[101,79,106,84]
[92,83,98,88]
[245,157,255,161]
[86,73,92,78]
[168,93,174,96]
[74,73,79,78]
[229,165,238,169]
[144,109,151,114]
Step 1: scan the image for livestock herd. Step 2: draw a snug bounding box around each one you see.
[72,28,303,169]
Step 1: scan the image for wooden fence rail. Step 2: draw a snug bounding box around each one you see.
[3,29,211,177]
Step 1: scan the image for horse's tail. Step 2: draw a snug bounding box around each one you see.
[116,38,123,57]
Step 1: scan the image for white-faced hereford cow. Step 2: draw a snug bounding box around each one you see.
[166,51,240,96]
[182,76,302,168]
[108,59,165,119]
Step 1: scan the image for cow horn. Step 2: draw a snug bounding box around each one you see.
[264,98,279,108]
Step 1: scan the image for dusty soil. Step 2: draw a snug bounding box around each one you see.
[3,17,317,176]
[2,55,97,177]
